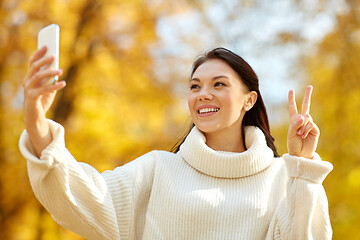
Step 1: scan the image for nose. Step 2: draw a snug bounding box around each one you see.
[197,87,213,101]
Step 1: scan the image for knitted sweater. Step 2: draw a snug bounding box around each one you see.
[19,120,333,240]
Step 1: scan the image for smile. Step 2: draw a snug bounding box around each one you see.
[198,108,220,114]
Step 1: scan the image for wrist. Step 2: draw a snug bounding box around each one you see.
[288,152,315,160]
[24,102,46,128]
[25,118,52,157]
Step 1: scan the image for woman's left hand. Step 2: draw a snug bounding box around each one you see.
[287,85,319,159]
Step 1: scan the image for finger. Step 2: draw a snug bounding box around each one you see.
[288,89,298,118]
[301,121,320,139]
[32,80,66,96]
[26,69,62,89]
[301,121,313,139]
[28,55,55,78]
[301,85,313,115]
[297,114,312,135]
[41,80,66,93]
[29,46,47,66]
[25,80,66,101]
[288,115,304,138]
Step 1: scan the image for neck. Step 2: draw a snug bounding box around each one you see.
[204,125,245,153]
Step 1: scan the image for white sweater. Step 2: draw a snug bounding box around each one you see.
[19,120,333,240]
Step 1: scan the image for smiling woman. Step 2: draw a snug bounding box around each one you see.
[19,46,333,239]
[173,48,278,155]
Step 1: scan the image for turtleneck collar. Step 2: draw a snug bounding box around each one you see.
[179,126,275,179]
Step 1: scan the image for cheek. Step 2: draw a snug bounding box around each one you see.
[188,93,196,115]
[221,92,243,116]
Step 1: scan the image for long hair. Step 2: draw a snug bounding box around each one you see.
[171,47,279,157]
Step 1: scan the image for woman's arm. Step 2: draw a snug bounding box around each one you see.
[20,121,157,239]
[23,46,66,157]
[20,121,121,239]
[266,86,333,239]
[20,48,156,239]
[21,48,122,239]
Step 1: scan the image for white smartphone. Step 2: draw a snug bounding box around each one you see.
[37,24,60,85]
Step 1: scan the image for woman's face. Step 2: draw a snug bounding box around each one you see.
[188,59,254,134]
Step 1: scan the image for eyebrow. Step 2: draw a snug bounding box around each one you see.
[191,75,229,82]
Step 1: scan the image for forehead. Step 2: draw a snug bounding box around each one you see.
[192,59,240,80]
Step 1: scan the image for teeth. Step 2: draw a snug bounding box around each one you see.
[198,108,220,114]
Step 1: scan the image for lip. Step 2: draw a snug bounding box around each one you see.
[196,104,220,117]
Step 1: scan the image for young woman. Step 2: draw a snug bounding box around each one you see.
[20,47,333,239]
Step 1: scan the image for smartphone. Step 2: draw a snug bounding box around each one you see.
[37,24,60,85]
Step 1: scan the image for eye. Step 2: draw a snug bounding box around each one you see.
[190,84,200,90]
[214,82,226,87]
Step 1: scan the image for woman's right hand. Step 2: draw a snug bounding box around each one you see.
[23,46,66,157]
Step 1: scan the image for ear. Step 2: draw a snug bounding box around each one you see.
[244,91,258,111]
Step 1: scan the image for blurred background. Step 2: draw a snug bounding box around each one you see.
[0,0,359,239]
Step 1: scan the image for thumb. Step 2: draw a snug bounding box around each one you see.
[288,115,304,138]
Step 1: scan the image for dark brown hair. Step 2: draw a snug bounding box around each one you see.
[171,47,279,157]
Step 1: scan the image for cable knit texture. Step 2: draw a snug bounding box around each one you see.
[19,120,333,240]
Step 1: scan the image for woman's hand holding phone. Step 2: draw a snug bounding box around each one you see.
[23,46,66,157]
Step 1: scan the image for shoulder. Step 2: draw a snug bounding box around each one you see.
[124,150,179,165]
[149,150,179,159]
[104,150,180,177]
[101,150,184,191]
[145,150,185,169]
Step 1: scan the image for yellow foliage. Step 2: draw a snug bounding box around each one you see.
[348,167,360,188]
[0,0,188,239]
[304,1,360,238]
[2,0,360,239]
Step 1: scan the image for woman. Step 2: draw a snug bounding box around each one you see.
[19,47,333,239]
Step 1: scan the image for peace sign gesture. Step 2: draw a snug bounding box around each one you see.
[287,85,319,159]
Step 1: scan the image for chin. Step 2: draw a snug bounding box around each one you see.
[194,118,242,135]
[193,122,222,133]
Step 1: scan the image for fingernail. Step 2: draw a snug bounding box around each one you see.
[297,129,302,135]
[56,80,65,87]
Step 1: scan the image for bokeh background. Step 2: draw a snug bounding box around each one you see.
[1,0,359,239]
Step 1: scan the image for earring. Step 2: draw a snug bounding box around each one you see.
[245,106,250,111]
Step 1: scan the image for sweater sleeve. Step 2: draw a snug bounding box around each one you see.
[19,119,156,240]
[266,153,333,240]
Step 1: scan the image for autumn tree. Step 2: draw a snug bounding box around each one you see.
[0,0,187,239]
[305,0,360,238]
